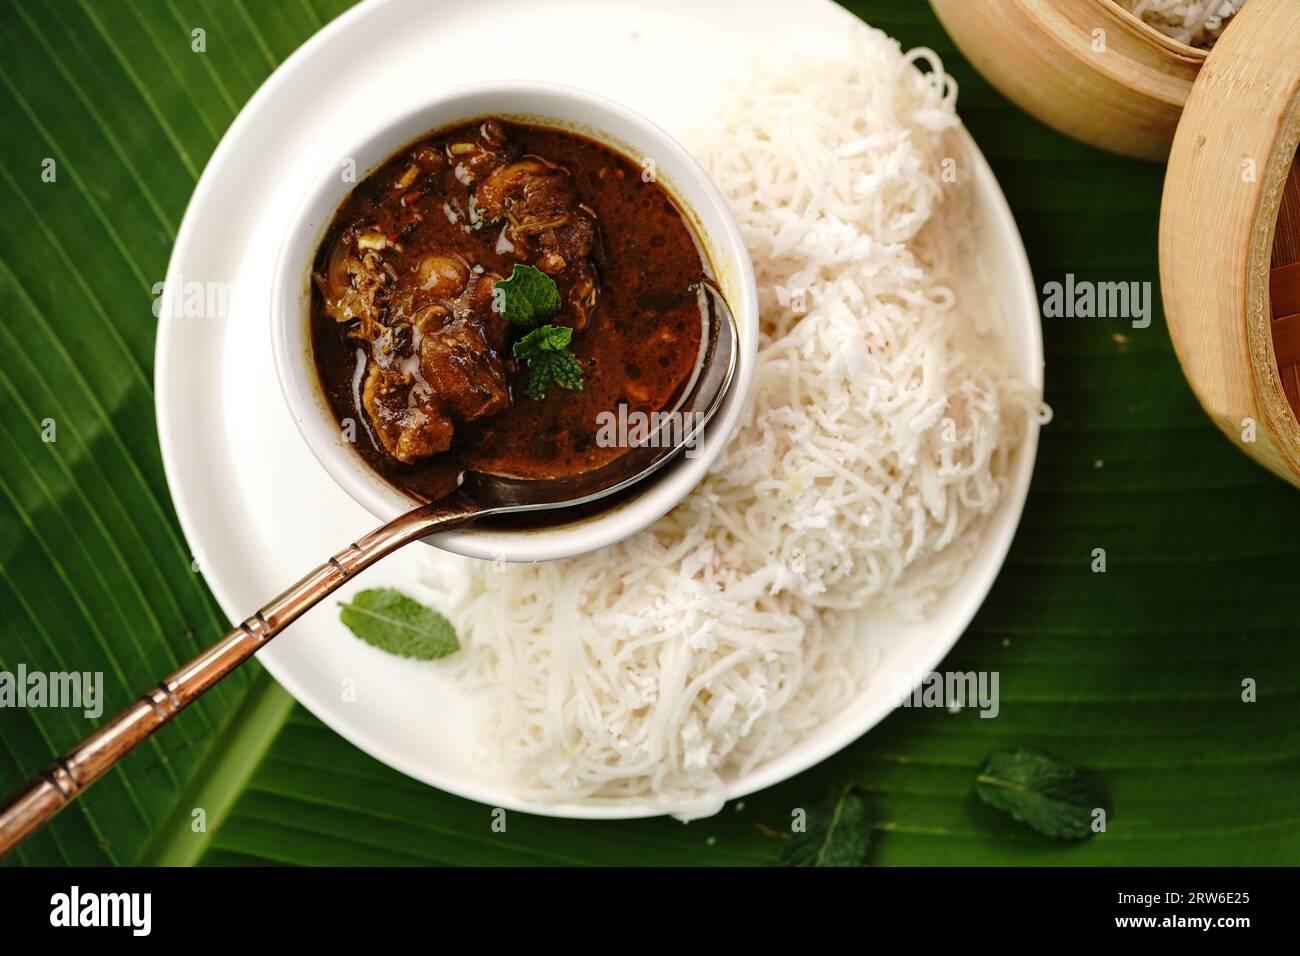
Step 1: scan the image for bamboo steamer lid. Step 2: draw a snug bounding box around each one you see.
[929,0,1205,161]
[1161,0,1300,487]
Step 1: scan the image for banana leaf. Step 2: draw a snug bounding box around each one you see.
[0,0,1296,867]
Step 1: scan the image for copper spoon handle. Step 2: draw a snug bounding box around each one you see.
[0,494,477,858]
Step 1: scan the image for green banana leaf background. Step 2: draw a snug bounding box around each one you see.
[1,0,1297,867]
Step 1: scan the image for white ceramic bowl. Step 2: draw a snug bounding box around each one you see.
[270,80,758,562]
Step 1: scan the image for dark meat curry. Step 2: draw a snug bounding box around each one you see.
[311,117,710,503]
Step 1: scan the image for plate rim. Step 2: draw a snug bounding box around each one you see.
[155,0,1044,819]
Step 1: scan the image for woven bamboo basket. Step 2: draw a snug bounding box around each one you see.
[931,0,1300,488]
[1160,0,1300,487]
[929,0,1205,161]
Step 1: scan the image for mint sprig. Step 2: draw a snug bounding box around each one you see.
[778,785,871,867]
[493,264,584,399]
[338,588,459,660]
[975,749,1108,840]
[513,324,584,399]
[494,263,561,327]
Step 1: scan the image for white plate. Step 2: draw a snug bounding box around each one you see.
[156,0,1043,819]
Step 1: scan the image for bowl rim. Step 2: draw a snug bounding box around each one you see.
[269,78,759,563]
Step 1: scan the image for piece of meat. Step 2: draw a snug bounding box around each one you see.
[415,254,470,299]
[474,158,602,328]
[552,242,599,330]
[361,364,454,463]
[445,272,508,351]
[476,158,572,224]
[356,271,511,463]
[314,227,394,332]
[447,118,517,183]
[418,315,510,423]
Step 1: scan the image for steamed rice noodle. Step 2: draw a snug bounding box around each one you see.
[1117,0,1246,48]
[424,25,1047,819]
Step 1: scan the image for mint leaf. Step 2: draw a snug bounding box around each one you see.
[496,271,582,399]
[495,263,560,327]
[778,785,871,867]
[512,323,572,356]
[524,355,557,400]
[338,588,459,660]
[546,349,584,392]
[975,749,1108,840]
[522,351,585,400]
[513,324,583,399]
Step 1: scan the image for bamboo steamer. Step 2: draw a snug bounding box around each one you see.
[930,1,1300,487]
[929,0,1205,161]
[1161,0,1300,487]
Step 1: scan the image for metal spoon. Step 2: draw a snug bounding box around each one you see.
[0,283,738,856]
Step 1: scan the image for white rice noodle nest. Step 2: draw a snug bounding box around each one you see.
[425,25,1046,819]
